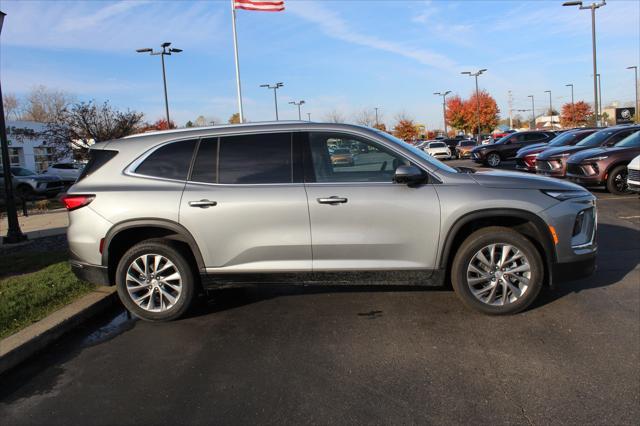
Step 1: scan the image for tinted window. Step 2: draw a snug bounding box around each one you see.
[525,132,546,141]
[606,129,636,146]
[218,133,292,184]
[614,131,640,147]
[77,150,118,182]
[308,132,409,183]
[429,142,446,148]
[135,139,197,180]
[577,129,619,147]
[190,137,218,183]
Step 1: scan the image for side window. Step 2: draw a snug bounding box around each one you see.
[525,132,544,142]
[190,137,218,183]
[218,133,292,184]
[135,139,197,180]
[606,130,633,146]
[307,132,410,183]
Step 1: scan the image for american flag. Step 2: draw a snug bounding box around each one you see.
[234,0,285,12]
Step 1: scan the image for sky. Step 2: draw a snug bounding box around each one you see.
[1,0,639,129]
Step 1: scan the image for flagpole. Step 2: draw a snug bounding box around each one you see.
[230,0,244,123]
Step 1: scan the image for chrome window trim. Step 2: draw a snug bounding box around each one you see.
[124,137,199,183]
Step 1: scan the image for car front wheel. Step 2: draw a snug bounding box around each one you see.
[451,226,543,315]
[486,153,501,167]
[606,165,630,195]
[116,239,197,321]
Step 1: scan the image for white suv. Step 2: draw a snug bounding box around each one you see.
[628,154,640,193]
[423,142,451,160]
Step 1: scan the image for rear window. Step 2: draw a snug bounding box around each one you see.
[77,150,118,182]
[135,140,197,180]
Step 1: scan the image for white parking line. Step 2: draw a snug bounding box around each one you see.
[618,216,640,219]
[597,197,640,201]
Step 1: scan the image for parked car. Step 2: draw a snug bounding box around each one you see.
[471,131,557,167]
[565,130,640,195]
[42,162,85,183]
[441,138,462,152]
[330,148,354,166]
[515,129,598,173]
[536,125,640,179]
[627,154,640,193]
[64,122,597,321]
[0,166,65,200]
[424,141,451,159]
[455,140,477,159]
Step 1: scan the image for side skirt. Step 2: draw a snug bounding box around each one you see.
[200,269,446,290]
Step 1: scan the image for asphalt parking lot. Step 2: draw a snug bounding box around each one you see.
[1,160,639,425]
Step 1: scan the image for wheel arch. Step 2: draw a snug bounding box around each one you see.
[102,219,205,283]
[439,209,556,286]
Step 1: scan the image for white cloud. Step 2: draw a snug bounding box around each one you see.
[287,0,457,70]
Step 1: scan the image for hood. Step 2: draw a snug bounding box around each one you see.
[516,143,546,157]
[469,169,585,191]
[568,146,640,164]
[537,145,586,160]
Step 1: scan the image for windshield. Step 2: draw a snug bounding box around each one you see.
[460,141,476,146]
[548,131,581,147]
[10,167,36,176]
[576,129,617,147]
[375,131,458,173]
[429,142,446,148]
[493,134,513,144]
[614,131,640,148]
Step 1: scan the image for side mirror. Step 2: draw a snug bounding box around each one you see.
[393,165,425,186]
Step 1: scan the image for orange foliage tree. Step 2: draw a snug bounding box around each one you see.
[560,101,593,128]
[393,118,418,141]
[446,91,499,135]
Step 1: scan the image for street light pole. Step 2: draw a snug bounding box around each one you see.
[628,66,639,123]
[374,107,379,127]
[545,90,553,128]
[260,82,284,120]
[596,73,603,120]
[136,42,182,126]
[563,0,606,126]
[0,11,27,243]
[288,100,305,120]
[434,91,451,135]
[528,95,535,129]
[566,83,574,125]
[307,112,311,121]
[461,69,487,143]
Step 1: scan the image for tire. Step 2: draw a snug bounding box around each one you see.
[486,152,501,167]
[451,226,544,315]
[606,165,630,195]
[115,239,197,321]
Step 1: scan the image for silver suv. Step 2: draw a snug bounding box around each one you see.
[64,123,597,320]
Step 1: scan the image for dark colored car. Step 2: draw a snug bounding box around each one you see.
[471,131,557,167]
[442,138,463,152]
[536,125,640,178]
[515,129,598,172]
[455,140,478,159]
[566,130,640,195]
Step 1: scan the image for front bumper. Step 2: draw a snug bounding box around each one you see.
[629,180,640,193]
[551,253,597,283]
[515,158,536,172]
[70,259,111,285]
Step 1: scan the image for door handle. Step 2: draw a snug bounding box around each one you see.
[317,196,348,205]
[189,199,217,208]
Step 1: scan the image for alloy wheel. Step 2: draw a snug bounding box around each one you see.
[466,243,531,306]
[487,153,500,167]
[614,170,629,193]
[125,254,182,312]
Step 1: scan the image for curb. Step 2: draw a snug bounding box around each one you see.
[0,286,118,375]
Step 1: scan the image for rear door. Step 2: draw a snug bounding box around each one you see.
[502,133,526,159]
[179,132,312,272]
[303,132,440,272]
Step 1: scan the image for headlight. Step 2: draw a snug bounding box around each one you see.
[583,156,608,161]
[542,190,591,200]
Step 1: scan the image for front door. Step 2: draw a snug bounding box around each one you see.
[179,133,311,273]
[303,132,440,272]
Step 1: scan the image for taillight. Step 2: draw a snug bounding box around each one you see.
[61,194,95,211]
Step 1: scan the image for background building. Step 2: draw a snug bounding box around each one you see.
[5,121,54,172]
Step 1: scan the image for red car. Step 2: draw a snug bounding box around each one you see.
[515,129,597,172]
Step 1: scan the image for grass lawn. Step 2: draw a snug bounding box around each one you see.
[0,261,95,339]
[0,250,70,279]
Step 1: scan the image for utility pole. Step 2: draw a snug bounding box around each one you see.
[260,82,284,120]
[307,112,311,121]
[563,0,606,126]
[528,95,536,129]
[461,69,487,143]
[545,90,553,128]
[566,83,575,125]
[508,90,513,129]
[628,66,639,123]
[288,100,305,120]
[136,42,182,125]
[433,91,451,135]
[374,107,379,127]
[597,73,603,121]
[0,11,27,243]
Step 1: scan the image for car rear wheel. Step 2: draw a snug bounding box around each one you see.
[116,239,196,321]
[606,165,630,195]
[486,153,501,167]
[451,226,543,315]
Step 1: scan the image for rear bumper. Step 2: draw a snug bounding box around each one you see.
[70,259,111,286]
[551,253,597,283]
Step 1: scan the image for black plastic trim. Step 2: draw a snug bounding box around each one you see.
[70,260,110,286]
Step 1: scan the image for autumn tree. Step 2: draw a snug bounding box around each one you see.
[445,95,471,134]
[373,123,388,132]
[392,113,418,141]
[45,101,144,160]
[3,93,21,120]
[560,101,593,128]
[139,119,176,132]
[228,113,241,124]
[21,85,74,122]
[446,91,499,135]
[353,108,377,127]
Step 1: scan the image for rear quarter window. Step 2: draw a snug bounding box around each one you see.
[77,150,118,182]
[135,139,197,181]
